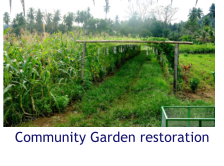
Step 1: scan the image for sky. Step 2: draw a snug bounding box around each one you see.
[2,0,216,24]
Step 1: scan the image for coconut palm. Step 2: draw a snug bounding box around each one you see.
[104,1,111,20]
[27,8,35,22]
[203,16,210,27]
[94,0,199,6]
[9,0,25,15]
[3,12,10,25]
[188,7,203,21]
[209,3,215,27]
[46,13,53,33]
[197,8,203,19]
[87,7,91,19]
[197,26,214,43]
[209,3,215,19]
[75,10,81,26]
[115,15,119,31]
[35,9,44,32]
[188,8,197,21]
[53,10,61,32]
[27,8,35,32]
[36,9,43,24]
[65,12,74,31]
[10,0,200,16]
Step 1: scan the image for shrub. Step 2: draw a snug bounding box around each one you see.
[54,95,70,111]
[184,53,188,57]
[181,36,192,42]
[140,29,152,38]
[190,78,200,93]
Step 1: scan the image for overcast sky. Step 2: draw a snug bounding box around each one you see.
[2,0,215,23]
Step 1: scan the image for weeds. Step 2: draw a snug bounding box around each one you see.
[190,78,200,93]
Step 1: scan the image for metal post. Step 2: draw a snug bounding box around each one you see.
[81,42,86,80]
[187,107,190,127]
[174,44,179,95]
[214,107,215,127]
[199,120,202,127]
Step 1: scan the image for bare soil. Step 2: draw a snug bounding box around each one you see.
[179,72,215,102]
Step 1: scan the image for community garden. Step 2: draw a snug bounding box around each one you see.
[3,29,215,127]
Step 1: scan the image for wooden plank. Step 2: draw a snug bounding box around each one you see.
[76,40,193,45]
[174,44,179,95]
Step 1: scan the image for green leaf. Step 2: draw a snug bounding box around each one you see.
[4,28,10,35]
[51,92,59,110]
[42,48,51,56]
[4,97,12,104]
[4,84,14,94]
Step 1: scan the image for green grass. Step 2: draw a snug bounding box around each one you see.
[179,53,215,90]
[50,51,214,127]
[179,43,215,54]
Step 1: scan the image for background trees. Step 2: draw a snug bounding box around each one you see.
[5,2,215,44]
[104,1,111,20]
[3,12,10,25]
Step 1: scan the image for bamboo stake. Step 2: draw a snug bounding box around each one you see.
[174,44,179,95]
[160,53,163,62]
[76,40,193,45]
[81,42,86,80]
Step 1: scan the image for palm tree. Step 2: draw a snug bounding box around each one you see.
[115,15,119,25]
[188,7,203,21]
[196,26,214,43]
[93,0,199,6]
[46,13,53,33]
[87,7,91,19]
[36,9,44,32]
[75,10,81,26]
[79,11,85,26]
[188,8,197,21]
[27,8,35,22]
[9,0,25,16]
[203,16,210,27]
[104,1,111,20]
[3,12,10,25]
[197,8,203,19]
[36,9,43,24]
[209,3,215,26]
[115,15,119,31]
[209,3,215,19]
[53,10,61,32]
[65,12,74,31]
[27,8,35,32]
[9,0,200,16]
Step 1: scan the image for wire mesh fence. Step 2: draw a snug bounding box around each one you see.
[161,106,215,127]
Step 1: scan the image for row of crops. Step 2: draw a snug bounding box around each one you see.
[3,32,141,126]
[4,30,214,126]
[179,44,215,54]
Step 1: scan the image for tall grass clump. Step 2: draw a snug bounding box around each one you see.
[190,78,200,93]
[3,30,141,126]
